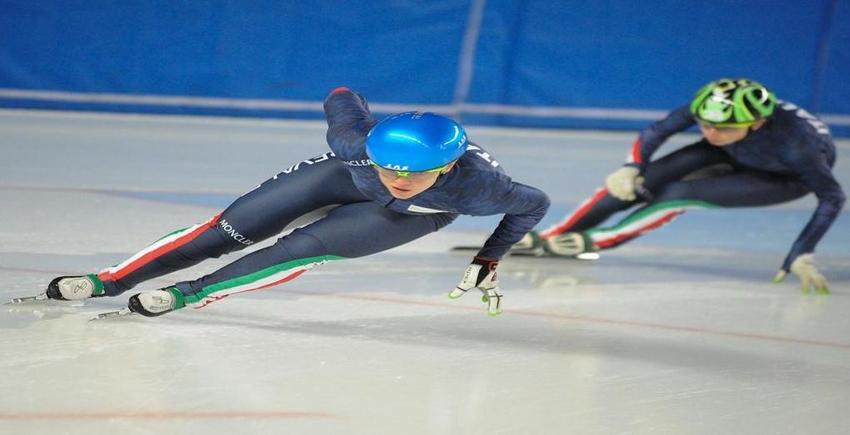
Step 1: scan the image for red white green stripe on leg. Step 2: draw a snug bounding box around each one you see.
[540,187,609,239]
[589,200,716,249]
[98,214,222,282]
[183,254,345,308]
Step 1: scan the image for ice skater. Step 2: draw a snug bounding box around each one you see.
[22,87,550,317]
[531,78,844,294]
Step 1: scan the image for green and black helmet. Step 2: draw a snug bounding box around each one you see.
[690,78,776,127]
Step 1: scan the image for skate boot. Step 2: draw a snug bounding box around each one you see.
[128,287,186,317]
[543,232,600,260]
[46,274,105,301]
[508,231,544,256]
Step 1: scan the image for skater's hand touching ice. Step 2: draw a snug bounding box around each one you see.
[773,254,830,294]
[449,257,502,315]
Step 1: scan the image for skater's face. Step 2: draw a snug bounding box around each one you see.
[698,119,766,146]
[374,162,456,199]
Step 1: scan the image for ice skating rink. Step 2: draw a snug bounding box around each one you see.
[1,109,849,435]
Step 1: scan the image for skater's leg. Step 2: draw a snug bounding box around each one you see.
[540,142,730,239]
[539,143,733,256]
[47,212,236,300]
[95,214,233,295]
[587,170,809,249]
[538,188,626,239]
[132,202,456,313]
[54,154,367,299]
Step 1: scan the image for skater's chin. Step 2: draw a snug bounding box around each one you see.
[388,186,417,199]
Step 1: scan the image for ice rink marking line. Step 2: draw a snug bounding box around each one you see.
[281,290,850,351]
[4,108,850,149]
[0,410,335,421]
[0,184,240,197]
[4,92,850,127]
[3,271,849,352]
[0,184,234,208]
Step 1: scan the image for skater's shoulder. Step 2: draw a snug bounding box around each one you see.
[769,101,832,139]
[456,142,506,173]
[452,154,511,188]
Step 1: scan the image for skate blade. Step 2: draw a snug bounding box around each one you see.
[4,293,49,305]
[450,246,545,257]
[90,308,134,321]
[508,249,545,257]
[450,246,482,252]
[451,246,599,260]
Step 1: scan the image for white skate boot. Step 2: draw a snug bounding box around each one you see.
[544,232,600,260]
[128,288,184,317]
[46,274,104,300]
[508,231,544,256]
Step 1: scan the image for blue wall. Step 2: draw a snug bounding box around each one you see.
[1,0,848,136]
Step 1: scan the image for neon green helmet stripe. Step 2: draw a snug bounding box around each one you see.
[733,88,755,123]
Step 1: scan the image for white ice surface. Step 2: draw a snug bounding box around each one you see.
[1,110,849,435]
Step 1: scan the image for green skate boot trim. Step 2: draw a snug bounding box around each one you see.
[86,273,106,296]
[167,287,187,310]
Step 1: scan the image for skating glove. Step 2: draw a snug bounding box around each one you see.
[773,254,830,294]
[449,256,503,316]
[605,166,644,201]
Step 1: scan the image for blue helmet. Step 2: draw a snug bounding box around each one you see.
[366,112,468,172]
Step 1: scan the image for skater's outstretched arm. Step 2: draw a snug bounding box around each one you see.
[626,105,695,170]
[772,140,846,293]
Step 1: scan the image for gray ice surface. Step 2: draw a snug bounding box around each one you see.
[1,110,849,435]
